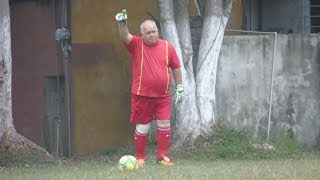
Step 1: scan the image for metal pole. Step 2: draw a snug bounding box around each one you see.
[62,0,72,157]
[53,0,72,157]
[53,0,62,156]
[267,32,277,143]
[64,49,72,157]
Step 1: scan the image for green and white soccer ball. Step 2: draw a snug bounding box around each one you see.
[118,155,138,172]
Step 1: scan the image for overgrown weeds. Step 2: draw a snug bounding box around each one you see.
[174,120,306,161]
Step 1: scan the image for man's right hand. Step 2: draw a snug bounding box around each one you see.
[115,9,127,22]
[116,9,132,45]
[175,84,184,104]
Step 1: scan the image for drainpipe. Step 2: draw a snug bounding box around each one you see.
[54,0,72,157]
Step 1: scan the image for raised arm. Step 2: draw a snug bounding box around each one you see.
[115,9,132,45]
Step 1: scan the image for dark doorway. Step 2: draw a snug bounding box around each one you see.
[43,76,68,156]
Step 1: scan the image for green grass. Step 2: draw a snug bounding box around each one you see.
[1,121,320,179]
[1,154,320,179]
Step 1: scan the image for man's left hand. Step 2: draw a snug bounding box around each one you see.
[175,84,184,104]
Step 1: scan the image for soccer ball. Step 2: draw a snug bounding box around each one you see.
[118,155,138,172]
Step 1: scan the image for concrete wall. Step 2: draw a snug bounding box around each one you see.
[217,34,320,147]
[11,2,58,147]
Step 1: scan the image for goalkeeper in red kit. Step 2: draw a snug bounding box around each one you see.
[115,10,184,167]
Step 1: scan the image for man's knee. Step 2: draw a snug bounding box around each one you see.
[136,123,151,134]
[156,120,170,130]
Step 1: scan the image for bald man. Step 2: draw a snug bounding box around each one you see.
[115,10,184,167]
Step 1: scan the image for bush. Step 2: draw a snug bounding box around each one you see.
[174,120,305,160]
[212,121,255,159]
[268,129,303,157]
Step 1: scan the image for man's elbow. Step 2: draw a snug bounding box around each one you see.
[121,34,132,45]
[172,67,182,72]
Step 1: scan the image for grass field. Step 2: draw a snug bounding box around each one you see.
[1,153,320,180]
[1,123,319,179]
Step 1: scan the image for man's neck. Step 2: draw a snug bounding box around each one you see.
[143,39,158,46]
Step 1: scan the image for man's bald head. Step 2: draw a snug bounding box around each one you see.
[140,20,158,34]
[140,20,159,45]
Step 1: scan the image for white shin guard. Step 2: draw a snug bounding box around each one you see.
[136,123,151,135]
[156,120,170,131]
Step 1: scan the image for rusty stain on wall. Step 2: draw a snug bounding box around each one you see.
[71,43,132,154]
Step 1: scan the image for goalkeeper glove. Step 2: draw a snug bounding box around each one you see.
[175,84,184,104]
[115,9,128,22]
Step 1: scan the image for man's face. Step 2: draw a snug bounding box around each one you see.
[141,22,158,45]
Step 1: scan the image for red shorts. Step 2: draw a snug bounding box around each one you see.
[130,94,171,124]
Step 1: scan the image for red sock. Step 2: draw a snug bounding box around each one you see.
[134,131,148,160]
[157,129,171,159]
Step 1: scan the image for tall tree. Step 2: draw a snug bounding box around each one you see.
[0,0,52,160]
[158,0,233,148]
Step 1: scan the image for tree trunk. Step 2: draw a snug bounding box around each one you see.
[158,0,200,148]
[0,0,15,140]
[196,0,232,136]
[158,0,233,148]
[0,0,54,163]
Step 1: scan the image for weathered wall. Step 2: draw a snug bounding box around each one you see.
[11,2,57,146]
[217,34,320,147]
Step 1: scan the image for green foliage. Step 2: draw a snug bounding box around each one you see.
[175,120,305,161]
[212,121,255,159]
[268,130,304,157]
[176,121,257,160]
